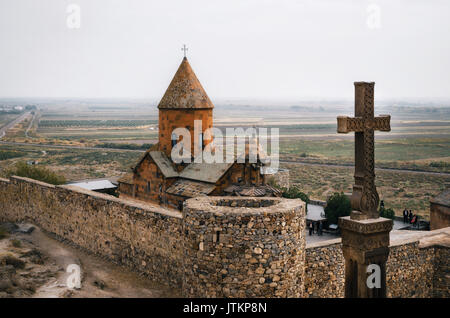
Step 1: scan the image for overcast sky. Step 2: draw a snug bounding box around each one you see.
[0,0,449,101]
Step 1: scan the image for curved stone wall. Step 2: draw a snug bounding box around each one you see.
[182,196,306,297]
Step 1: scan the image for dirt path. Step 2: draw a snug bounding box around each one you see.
[0,223,179,298]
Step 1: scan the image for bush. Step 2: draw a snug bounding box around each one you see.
[0,226,8,240]
[282,187,310,213]
[0,150,26,161]
[324,192,351,224]
[380,207,395,220]
[266,176,278,188]
[6,161,66,185]
[282,187,310,203]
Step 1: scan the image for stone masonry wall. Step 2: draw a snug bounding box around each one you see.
[0,176,184,289]
[386,242,435,298]
[304,233,449,298]
[433,246,450,298]
[182,196,306,297]
[305,240,345,298]
[0,175,447,298]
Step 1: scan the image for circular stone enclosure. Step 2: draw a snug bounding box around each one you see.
[182,196,306,298]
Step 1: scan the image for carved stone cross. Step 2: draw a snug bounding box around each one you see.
[337,82,391,219]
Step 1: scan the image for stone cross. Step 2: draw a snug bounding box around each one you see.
[337,82,390,219]
[181,44,188,58]
[337,82,393,298]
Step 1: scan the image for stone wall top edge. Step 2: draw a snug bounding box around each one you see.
[390,227,450,248]
[10,175,56,188]
[0,177,10,183]
[306,238,342,249]
[59,185,183,219]
[184,196,305,216]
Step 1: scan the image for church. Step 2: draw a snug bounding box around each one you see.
[117,57,281,210]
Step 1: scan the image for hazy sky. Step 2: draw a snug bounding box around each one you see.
[1,0,449,100]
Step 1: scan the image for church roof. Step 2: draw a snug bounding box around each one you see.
[223,184,282,197]
[431,188,450,208]
[117,173,134,184]
[157,57,214,110]
[179,161,234,183]
[166,179,216,198]
[149,151,179,178]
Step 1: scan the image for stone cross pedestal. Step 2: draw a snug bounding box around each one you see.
[337,82,393,298]
[339,216,392,297]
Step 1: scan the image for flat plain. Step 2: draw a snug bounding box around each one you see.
[0,99,449,219]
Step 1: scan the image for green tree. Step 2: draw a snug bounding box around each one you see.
[281,186,310,213]
[6,161,66,185]
[380,207,395,220]
[324,192,351,225]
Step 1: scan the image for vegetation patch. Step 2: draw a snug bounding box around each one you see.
[324,192,351,225]
[5,161,66,185]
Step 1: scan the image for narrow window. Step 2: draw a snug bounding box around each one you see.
[215,231,220,243]
[199,132,204,150]
[147,181,151,193]
[171,132,177,148]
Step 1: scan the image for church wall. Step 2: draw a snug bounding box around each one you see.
[132,156,174,204]
[212,162,265,195]
[430,202,450,230]
[118,182,133,197]
[0,176,184,289]
[158,108,213,158]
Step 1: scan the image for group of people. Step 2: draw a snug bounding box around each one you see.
[403,209,419,228]
[308,221,323,236]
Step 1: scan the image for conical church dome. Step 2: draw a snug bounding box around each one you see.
[157,57,214,109]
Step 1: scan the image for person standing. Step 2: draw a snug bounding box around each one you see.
[403,209,408,223]
[318,221,323,236]
[309,222,313,236]
[409,210,413,224]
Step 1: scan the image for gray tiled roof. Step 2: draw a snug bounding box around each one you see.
[179,161,233,183]
[166,179,215,197]
[431,188,450,207]
[149,151,179,178]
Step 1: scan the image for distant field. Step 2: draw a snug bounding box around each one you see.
[0,144,142,181]
[280,137,450,173]
[284,162,449,219]
[0,101,449,218]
